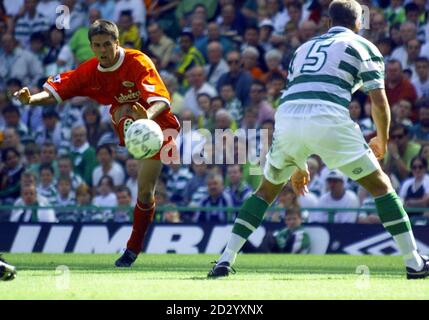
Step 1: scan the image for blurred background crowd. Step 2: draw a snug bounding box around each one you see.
[0,0,429,226]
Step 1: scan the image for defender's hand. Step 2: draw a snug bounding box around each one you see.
[13,87,31,105]
[369,136,387,160]
[132,102,148,119]
[291,168,310,196]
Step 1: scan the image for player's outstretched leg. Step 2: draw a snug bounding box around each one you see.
[358,169,429,279]
[208,178,284,278]
[115,159,162,267]
[0,255,17,281]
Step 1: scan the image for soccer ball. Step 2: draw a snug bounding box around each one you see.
[125,119,164,159]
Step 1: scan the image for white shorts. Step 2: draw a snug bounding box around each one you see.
[264,103,381,184]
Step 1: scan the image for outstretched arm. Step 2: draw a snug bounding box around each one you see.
[13,87,57,106]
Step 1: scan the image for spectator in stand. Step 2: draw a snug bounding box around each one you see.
[162,204,182,223]
[412,57,429,99]
[92,144,125,187]
[161,71,184,115]
[55,176,77,222]
[198,22,234,59]
[193,173,234,223]
[183,65,217,116]
[385,59,417,108]
[266,206,311,254]
[247,81,275,125]
[225,164,253,207]
[23,143,41,168]
[385,124,421,182]
[190,14,207,54]
[125,157,138,204]
[204,41,229,88]
[60,0,88,41]
[306,157,324,197]
[89,0,115,21]
[391,99,413,129]
[310,170,360,224]
[399,156,429,220]
[217,50,253,106]
[261,49,288,84]
[14,0,49,47]
[1,128,24,156]
[219,83,243,124]
[57,155,84,191]
[29,32,47,67]
[0,147,25,205]
[391,22,418,65]
[165,163,193,205]
[92,175,117,222]
[1,105,29,138]
[70,125,98,186]
[266,73,286,109]
[174,31,205,88]
[117,10,141,50]
[349,99,376,139]
[363,12,388,44]
[216,3,245,37]
[145,22,175,70]
[37,164,57,205]
[184,161,208,205]
[114,185,132,222]
[410,100,429,144]
[82,105,109,148]
[43,26,66,75]
[75,183,96,222]
[241,25,267,71]
[241,46,264,82]
[10,183,57,222]
[34,108,67,151]
[403,39,422,79]
[28,142,59,178]
[385,0,406,25]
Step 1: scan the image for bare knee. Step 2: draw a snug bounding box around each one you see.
[255,178,284,204]
[358,170,393,197]
[137,188,155,204]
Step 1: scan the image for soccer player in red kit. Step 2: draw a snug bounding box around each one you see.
[14,20,181,267]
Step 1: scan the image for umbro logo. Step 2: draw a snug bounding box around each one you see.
[352,167,363,175]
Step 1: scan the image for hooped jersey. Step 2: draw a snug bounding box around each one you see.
[280,26,385,112]
[43,47,171,117]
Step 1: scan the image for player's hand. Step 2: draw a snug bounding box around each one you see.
[291,168,310,196]
[369,136,387,160]
[13,87,31,105]
[132,102,148,119]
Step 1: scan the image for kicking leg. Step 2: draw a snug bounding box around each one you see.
[115,159,162,267]
[357,169,428,279]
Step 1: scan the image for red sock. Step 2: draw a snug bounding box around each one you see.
[127,200,155,255]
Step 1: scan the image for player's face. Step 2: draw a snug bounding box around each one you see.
[90,34,120,68]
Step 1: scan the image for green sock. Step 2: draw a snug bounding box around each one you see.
[232,195,269,239]
[375,192,422,269]
[219,195,269,265]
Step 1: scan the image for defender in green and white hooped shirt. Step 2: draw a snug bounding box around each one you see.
[208,0,429,280]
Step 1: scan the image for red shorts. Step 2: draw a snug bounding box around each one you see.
[113,109,181,160]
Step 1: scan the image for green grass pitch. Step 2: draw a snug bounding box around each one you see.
[1,254,428,299]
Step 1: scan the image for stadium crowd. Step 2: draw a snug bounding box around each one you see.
[0,0,429,226]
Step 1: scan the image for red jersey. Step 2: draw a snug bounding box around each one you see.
[44,47,171,115]
[44,47,180,159]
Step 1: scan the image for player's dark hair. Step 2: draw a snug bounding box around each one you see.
[329,0,362,30]
[88,19,119,42]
